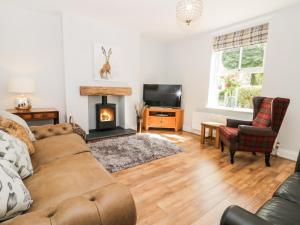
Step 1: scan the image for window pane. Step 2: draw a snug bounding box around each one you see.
[237,86,262,109]
[218,74,240,107]
[251,73,264,85]
[241,45,264,68]
[222,48,240,70]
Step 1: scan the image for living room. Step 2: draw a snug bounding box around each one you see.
[0,0,300,224]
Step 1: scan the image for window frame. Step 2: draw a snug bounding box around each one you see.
[207,44,267,112]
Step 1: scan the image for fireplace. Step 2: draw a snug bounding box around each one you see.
[96,96,116,130]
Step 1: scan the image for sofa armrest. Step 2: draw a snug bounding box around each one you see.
[30,123,73,140]
[3,183,137,225]
[238,125,277,137]
[221,206,272,225]
[227,119,252,128]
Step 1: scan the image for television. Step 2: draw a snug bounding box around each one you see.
[143,84,182,108]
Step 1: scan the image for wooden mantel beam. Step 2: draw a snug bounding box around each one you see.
[80,86,132,96]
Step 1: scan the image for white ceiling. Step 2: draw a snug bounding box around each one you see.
[2,0,300,40]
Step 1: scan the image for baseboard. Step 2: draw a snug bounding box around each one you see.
[183,125,200,135]
[277,148,299,161]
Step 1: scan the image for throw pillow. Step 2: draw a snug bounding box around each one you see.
[0,110,35,142]
[0,130,33,179]
[0,160,33,222]
[0,116,35,155]
[253,98,273,128]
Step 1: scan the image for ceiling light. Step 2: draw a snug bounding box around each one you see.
[176,0,203,26]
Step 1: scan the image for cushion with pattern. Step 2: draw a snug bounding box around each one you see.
[0,116,35,155]
[0,160,32,222]
[253,98,273,128]
[0,110,35,142]
[0,130,33,179]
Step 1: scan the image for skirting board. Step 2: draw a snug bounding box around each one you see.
[183,125,200,135]
[277,148,299,161]
[183,125,298,161]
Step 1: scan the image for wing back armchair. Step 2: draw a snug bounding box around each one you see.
[219,96,290,166]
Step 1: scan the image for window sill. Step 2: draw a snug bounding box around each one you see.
[206,105,253,113]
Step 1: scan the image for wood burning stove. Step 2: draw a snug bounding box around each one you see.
[96,96,116,130]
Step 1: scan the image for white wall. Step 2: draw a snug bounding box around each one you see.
[0,7,66,121]
[62,14,141,132]
[262,4,300,160]
[166,4,300,159]
[141,36,168,84]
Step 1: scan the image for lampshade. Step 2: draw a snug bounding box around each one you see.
[176,0,203,26]
[9,77,35,93]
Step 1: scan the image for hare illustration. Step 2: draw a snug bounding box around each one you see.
[100,46,112,79]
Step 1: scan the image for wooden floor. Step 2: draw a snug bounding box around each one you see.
[114,130,295,225]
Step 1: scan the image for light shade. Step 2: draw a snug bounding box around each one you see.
[176,0,203,26]
[9,77,35,93]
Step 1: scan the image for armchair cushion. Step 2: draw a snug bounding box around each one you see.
[252,98,272,128]
[219,126,238,143]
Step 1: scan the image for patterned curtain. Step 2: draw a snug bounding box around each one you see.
[213,23,269,51]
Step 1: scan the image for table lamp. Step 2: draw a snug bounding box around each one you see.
[9,77,35,110]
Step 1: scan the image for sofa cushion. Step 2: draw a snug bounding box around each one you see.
[0,116,35,155]
[24,152,115,212]
[0,110,35,142]
[256,197,300,225]
[0,160,32,222]
[0,130,33,179]
[31,133,89,167]
[274,173,300,205]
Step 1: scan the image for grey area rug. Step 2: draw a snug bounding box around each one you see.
[88,134,183,173]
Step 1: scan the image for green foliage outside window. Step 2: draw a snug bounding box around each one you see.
[217,44,265,109]
[251,73,264,85]
[222,48,240,70]
[242,45,264,68]
[237,86,262,108]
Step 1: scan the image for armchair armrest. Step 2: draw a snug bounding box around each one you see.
[227,119,252,128]
[221,205,272,225]
[30,123,73,140]
[2,183,137,225]
[238,125,276,136]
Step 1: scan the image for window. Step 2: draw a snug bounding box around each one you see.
[208,24,268,111]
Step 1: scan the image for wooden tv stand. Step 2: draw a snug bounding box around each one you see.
[143,107,184,131]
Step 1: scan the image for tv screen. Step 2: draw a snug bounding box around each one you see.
[143,84,182,108]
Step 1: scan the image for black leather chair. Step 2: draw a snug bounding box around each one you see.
[220,152,300,225]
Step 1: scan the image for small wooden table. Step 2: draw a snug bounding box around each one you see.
[7,108,59,124]
[200,122,224,148]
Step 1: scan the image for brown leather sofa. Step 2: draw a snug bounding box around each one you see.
[2,123,137,225]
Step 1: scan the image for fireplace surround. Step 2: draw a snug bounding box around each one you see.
[96,96,116,130]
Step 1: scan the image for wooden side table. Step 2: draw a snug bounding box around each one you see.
[200,122,224,148]
[7,108,59,125]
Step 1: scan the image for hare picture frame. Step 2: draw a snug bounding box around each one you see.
[94,43,120,81]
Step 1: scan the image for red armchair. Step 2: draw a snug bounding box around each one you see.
[219,96,290,166]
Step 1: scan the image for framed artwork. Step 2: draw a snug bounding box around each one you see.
[94,43,120,81]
